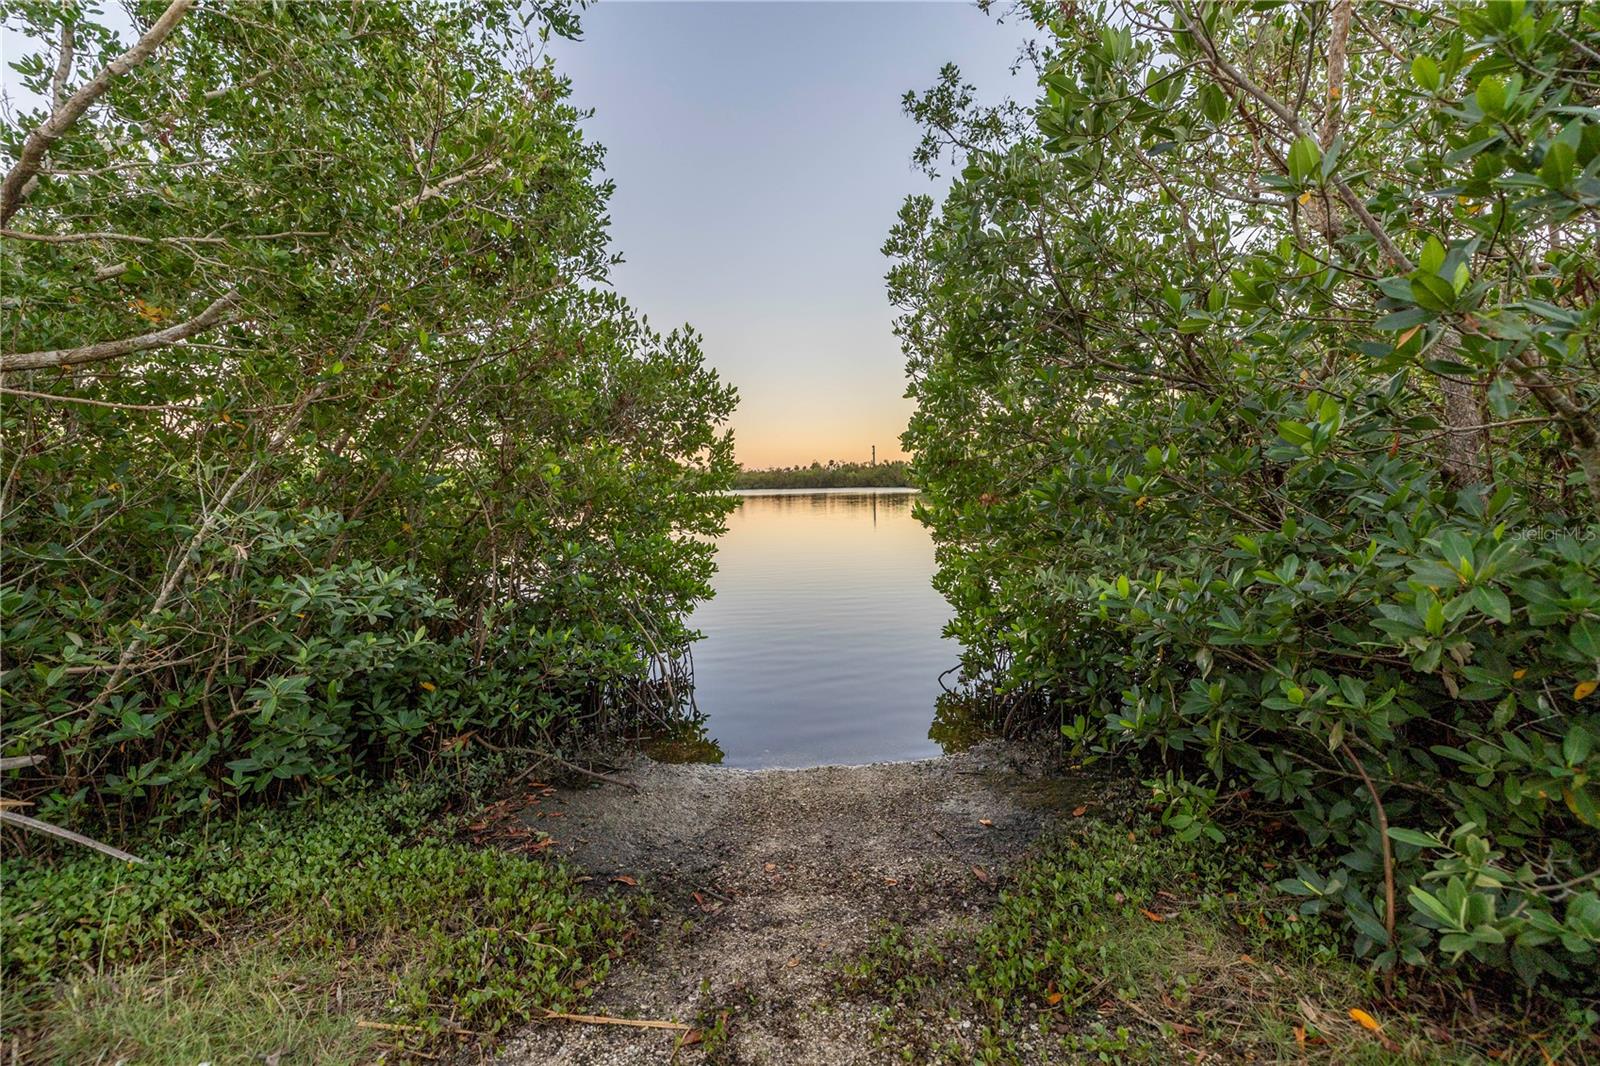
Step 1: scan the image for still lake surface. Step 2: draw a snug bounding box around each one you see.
[683,488,958,769]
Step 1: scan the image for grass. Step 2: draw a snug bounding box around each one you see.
[839,811,1597,1065]
[1,757,640,1063]
[23,947,385,1065]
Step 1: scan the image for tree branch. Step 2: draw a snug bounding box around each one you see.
[1322,0,1351,146]
[0,228,327,246]
[1,289,239,372]
[1177,5,1413,270]
[50,21,75,110]
[392,160,503,215]
[0,0,194,225]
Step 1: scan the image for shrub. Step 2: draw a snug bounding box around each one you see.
[892,0,1600,982]
[0,1,736,826]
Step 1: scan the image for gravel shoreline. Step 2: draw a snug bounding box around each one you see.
[495,740,1086,1065]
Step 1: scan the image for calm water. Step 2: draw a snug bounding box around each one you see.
[682,489,957,768]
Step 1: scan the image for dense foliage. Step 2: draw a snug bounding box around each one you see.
[732,459,913,489]
[0,0,736,830]
[893,0,1600,983]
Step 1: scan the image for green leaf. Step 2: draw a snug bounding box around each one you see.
[1198,83,1230,125]
[1411,272,1458,312]
[1419,235,1446,275]
[1409,886,1459,927]
[1472,586,1512,624]
[1287,136,1322,185]
[1411,55,1442,92]
[1540,141,1576,188]
[1388,827,1443,848]
[1475,75,1507,116]
[1565,725,1593,767]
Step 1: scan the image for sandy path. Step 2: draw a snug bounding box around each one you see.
[495,742,1083,1065]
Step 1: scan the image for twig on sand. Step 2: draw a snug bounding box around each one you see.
[356,1019,474,1036]
[540,1009,692,1031]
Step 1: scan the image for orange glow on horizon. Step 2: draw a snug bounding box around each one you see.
[728,416,913,470]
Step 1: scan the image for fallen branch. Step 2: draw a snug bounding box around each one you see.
[540,1010,691,1032]
[538,753,638,792]
[486,741,641,793]
[0,810,144,863]
[0,754,45,771]
[2,289,239,372]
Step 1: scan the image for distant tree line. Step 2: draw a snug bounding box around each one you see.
[733,459,914,489]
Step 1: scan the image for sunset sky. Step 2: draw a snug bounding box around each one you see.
[550,3,1035,468]
[1,1,1037,470]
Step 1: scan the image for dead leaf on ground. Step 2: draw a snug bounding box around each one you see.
[883,877,898,886]
[972,864,991,884]
[1046,991,1063,1006]
[979,818,993,827]
[679,1029,704,1047]
[1071,805,1088,817]
[1139,908,1166,923]
[611,874,639,887]
[763,862,776,873]
[1349,1008,1382,1032]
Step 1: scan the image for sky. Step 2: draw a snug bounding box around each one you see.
[547,2,1037,468]
[2,1,1040,470]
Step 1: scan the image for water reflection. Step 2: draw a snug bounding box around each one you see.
[640,712,726,765]
[684,489,958,768]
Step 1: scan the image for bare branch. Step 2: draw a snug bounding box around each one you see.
[1,0,195,225]
[1177,4,1414,270]
[50,22,75,110]
[0,386,204,412]
[1,289,239,372]
[202,70,270,100]
[0,809,145,863]
[393,160,503,215]
[1,228,158,245]
[1,228,327,246]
